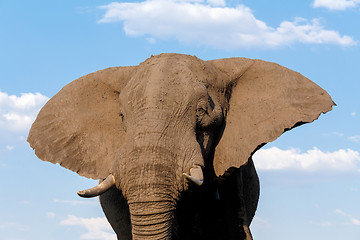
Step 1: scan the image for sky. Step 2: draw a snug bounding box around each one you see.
[0,0,359,239]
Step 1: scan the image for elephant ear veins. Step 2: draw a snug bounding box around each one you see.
[28,66,136,180]
[208,58,335,176]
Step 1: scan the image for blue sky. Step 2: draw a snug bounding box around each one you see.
[0,0,359,239]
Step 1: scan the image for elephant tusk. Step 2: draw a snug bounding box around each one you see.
[243,225,253,240]
[77,175,115,198]
[183,165,204,186]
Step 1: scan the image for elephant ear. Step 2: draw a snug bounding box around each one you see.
[208,58,334,176]
[28,66,136,180]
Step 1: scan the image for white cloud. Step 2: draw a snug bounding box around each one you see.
[3,113,33,132]
[47,212,56,219]
[98,0,356,49]
[335,209,360,225]
[53,199,98,206]
[6,145,14,151]
[0,222,29,231]
[313,0,360,10]
[60,215,116,240]
[349,135,360,143]
[351,218,360,225]
[0,91,48,153]
[253,147,360,172]
[349,186,358,192]
[252,216,272,229]
[351,112,356,117]
[332,131,344,137]
[207,0,226,6]
[146,37,157,44]
[309,220,333,227]
[0,91,48,133]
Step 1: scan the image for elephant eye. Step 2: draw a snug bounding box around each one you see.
[198,107,207,115]
[196,101,208,117]
[118,111,127,130]
[119,112,124,122]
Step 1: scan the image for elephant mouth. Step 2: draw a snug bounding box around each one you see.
[77,165,205,198]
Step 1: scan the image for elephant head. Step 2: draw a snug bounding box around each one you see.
[28,53,334,239]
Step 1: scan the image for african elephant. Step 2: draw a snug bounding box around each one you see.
[28,53,333,239]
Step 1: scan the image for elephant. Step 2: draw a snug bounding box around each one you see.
[28,53,334,239]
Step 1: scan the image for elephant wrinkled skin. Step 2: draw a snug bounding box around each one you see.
[28,53,334,239]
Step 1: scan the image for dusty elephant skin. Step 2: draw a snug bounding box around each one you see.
[28,53,334,239]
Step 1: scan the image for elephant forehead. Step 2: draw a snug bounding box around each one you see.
[138,53,219,85]
[122,55,216,106]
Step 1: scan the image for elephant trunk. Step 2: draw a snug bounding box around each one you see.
[122,144,181,239]
[129,201,175,239]
[126,173,177,240]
